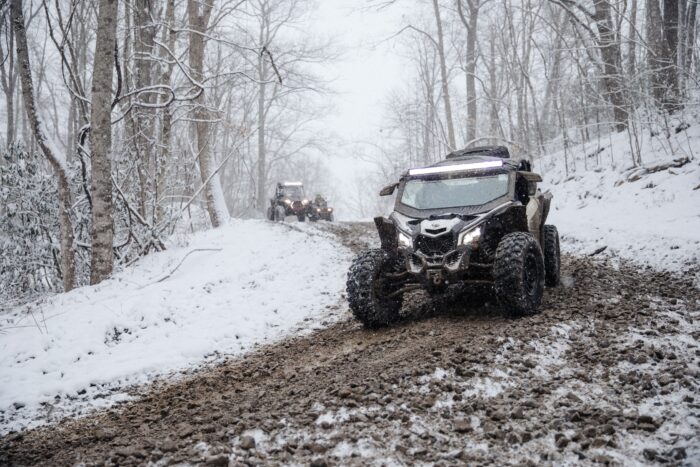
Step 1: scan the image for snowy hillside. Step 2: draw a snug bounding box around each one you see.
[539,120,700,276]
[0,220,352,433]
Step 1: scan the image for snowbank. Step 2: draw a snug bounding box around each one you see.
[539,119,700,274]
[0,220,352,433]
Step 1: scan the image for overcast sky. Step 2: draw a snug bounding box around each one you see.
[304,0,408,218]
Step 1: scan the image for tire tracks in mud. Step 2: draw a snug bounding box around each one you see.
[1,222,698,466]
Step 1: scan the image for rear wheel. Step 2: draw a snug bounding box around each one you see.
[543,225,561,286]
[347,249,404,328]
[493,232,545,317]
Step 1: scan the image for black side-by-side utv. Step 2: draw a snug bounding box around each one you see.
[346,146,561,328]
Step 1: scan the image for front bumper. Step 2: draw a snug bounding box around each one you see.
[402,246,473,285]
[286,202,307,215]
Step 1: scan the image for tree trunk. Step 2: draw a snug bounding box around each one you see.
[627,0,638,78]
[662,0,680,109]
[187,0,226,227]
[431,0,456,149]
[593,0,628,131]
[256,52,267,213]
[457,0,479,144]
[156,0,176,225]
[0,14,16,145]
[487,32,501,139]
[685,0,698,72]
[67,96,75,159]
[89,0,119,285]
[541,11,565,132]
[663,0,679,63]
[11,0,75,291]
[5,85,13,145]
[646,0,666,108]
[646,0,678,111]
[134,0,157,221]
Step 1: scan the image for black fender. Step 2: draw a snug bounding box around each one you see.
[374,216,398,253]
[498,205,528,235]
[541,191,553,227]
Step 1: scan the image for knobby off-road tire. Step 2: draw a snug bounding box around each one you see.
[543,224,561,286]
[297,214,306,222]
[347,249,403,328]
[274,206,286,222]
[493,232,545,317]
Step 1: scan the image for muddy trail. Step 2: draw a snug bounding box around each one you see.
[2,222,698,466]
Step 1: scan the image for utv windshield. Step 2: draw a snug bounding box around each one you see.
[400,173,509,210]
[280,186,304,199]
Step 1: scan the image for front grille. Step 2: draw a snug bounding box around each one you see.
[416,234,455,256]
[444,250,461,268]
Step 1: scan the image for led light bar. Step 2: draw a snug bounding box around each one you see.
[281,181,303,186]
[408,160,503,176]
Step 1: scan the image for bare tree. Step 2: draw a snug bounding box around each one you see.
[132,0,159,220]
[187,0,228,227]
[626,0,638,78]
[684,1,698,74]
[457,0,485,144]
[431,0,456,149]
[662,0,679,107]
[11,0,75,291]
[549,0,629,131]
[89,0,119,284]
[0,8,17,145]
[241,0,330,213]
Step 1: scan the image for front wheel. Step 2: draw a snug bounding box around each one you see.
[493,232,545,317]
[274,205,286,222]
[297,213,306,222]
[543,225,561,286]
[346,249,403,328]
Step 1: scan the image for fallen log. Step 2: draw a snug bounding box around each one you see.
[625,156,690,182]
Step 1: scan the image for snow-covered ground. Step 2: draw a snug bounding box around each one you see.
[539,118,700,275]
[1,119,698,444]
[0,220,352,434]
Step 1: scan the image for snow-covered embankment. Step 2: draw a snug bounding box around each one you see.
[0,220,352,433]
[540,121,700,274]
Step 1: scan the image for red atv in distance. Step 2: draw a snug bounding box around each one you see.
[267,182,310,222]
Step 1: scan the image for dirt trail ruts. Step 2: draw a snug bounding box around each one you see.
[1,222,698,466]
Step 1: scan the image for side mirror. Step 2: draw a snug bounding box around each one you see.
[379,183,398,196]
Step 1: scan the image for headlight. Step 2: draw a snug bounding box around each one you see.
[316,208,321,212]
[328,208,333,212]
[284,199,292,205]
[459,226,482,246]
[302,199,309,205]
[398,231,412,249]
